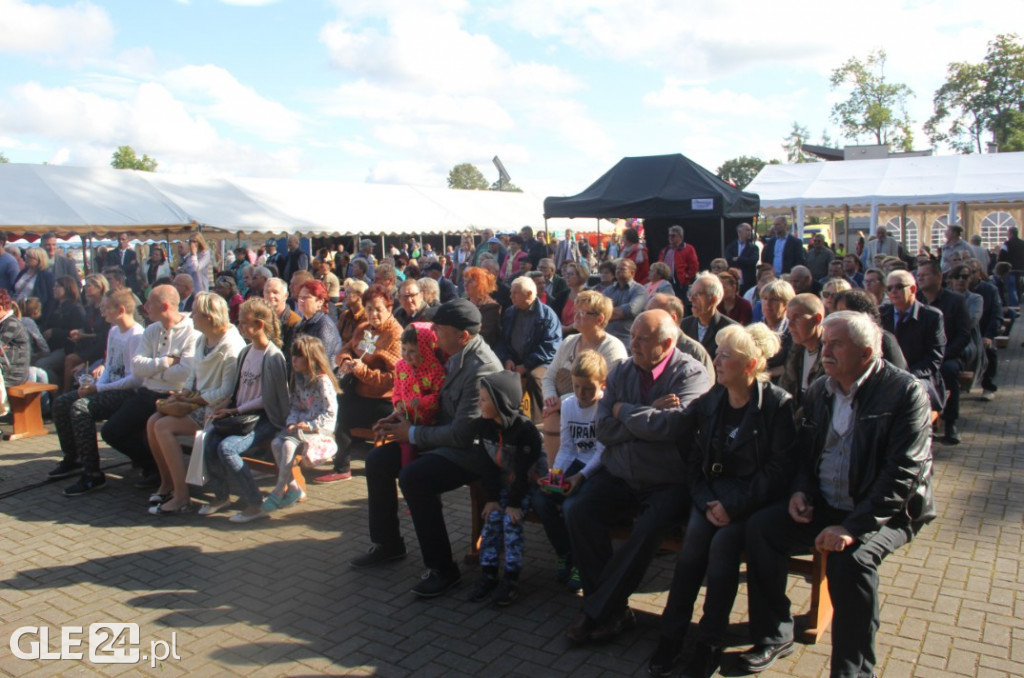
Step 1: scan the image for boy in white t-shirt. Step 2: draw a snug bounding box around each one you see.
[532,349,608,593]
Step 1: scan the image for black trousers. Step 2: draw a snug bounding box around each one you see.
[365,443,478,573]
[563,467,689,623]
[334,390,393,473]
[100,387,166,473]
[940,358,962,424]
[745,500,913,678]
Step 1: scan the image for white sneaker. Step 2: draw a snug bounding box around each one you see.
[980,390,996,402]
[229,511,269,523]
[198,498,231,516]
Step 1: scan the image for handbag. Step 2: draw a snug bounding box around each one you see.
[185,428,207,486]
[156,393,201,418]
[213,412,260,437]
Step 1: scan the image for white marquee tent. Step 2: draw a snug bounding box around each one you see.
[0,163,548,239]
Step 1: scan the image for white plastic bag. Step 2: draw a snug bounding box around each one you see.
[185,428,207,486]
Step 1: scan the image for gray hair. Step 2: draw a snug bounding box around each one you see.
[822,310,882,358]
[511,275,538,298]
[669,225,684,238]
[250,265,272,280]
[693,270,723,302]
[418,277,440,304]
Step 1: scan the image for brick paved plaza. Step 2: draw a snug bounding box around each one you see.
[1,327,1022,677]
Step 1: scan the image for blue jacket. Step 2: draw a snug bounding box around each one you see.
[496,300,562,370]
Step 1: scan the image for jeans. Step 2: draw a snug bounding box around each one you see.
[204,417,278,507]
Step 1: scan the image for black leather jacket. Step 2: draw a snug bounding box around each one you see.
[678,380,797,522]
[795,360,936,539]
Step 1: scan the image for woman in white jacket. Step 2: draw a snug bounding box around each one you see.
[147,292,246,515]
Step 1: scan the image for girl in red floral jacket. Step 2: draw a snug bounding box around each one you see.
[392,322,446,466]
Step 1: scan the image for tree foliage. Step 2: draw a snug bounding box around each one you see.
[926,33,1024,153]
[716,156,774,189]
[0,152,8,164]
[829,49,915,151]
[782,122,817,163]
[447,162,489,190]
[489,179,523,192]
[111,145,158,172]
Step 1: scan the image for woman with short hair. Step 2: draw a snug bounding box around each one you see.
[147,292,246,515]
[649,323,797,677]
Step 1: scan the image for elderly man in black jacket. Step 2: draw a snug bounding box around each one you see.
[880,270,946,413]
[738,311,935,677]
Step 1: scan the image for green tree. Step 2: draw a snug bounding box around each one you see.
[489,179,523,192]
[927,34,1024,153]
[716,156,771,189]
[829,49,915,151]
[447,162,489,190]
[0,152,8,163]
[110,145,158,172]
[782,122,816,162]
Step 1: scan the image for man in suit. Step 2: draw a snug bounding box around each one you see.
[682,272,737,360]
[761,217,806,276]
[725,222,760,293]
[536,258,570,317]
[879,270,946,416]
[553,228,581,271]
[41,232,80,284]
[172,274,195,313]
[354,299,502,598]
[105,233,141,295]
[915,260,971,444]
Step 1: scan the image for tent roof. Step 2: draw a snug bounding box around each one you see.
[747,152,1024,211]
[0,163,194,237]
[543,153,760,219]
[0,164,548,238]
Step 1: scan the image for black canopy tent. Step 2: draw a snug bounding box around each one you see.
[543,154,760,269]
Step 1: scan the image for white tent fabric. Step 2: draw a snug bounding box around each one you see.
[0,164,192,236]
[747,152,1024,211]
[0,164,547,238]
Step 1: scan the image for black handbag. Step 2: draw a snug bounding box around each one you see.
[212,413,260,437]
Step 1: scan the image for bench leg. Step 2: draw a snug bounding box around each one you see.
[798,550,832,644]
[9,392,48,440]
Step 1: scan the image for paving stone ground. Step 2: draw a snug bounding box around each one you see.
[1,323,1022,677]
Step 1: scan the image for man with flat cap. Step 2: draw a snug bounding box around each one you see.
[348,238,377,281]
[353,298,503,598]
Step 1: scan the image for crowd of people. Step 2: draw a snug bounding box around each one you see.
[0,217,1020,678]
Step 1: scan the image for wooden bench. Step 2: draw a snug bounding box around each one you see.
[177,434,306,493]
[465,481,832,644]
[6,382,58,440]
[995,336,1009,349]
[957,371,975,391]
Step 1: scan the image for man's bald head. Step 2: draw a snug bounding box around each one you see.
[646,293,685,326]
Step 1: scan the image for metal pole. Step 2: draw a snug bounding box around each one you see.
[720,217,726,259]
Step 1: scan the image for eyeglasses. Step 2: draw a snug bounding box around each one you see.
[886,284,909,292]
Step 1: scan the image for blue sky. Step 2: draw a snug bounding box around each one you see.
[0,0,1014,197]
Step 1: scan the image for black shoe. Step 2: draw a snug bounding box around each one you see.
[589,607,636,643]
[737,641,795,673]
[492,576,519,606]
[410,567,461,598]
[679,642,722,678]
[944,424,962,445]
[470,574,499,602]
[350,541,407,569]
[64,474,107,497]
[133,471,161,489]
[48,460,83,480]
[647,636,683,677]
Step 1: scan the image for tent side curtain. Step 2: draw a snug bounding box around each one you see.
[544,153,759,219]
[747,151,1024,211]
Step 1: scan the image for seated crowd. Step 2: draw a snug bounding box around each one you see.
[4,218,1014,678]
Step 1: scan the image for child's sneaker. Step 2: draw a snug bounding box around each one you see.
[566,567,582,595]
[470,574,499,602]
[492,575,519,606]
[555,555,571,583]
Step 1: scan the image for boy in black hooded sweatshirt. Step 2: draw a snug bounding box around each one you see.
[472,370,545,605]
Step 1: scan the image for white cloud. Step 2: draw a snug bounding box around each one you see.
[0,0,113,57]
[163,65,306,142]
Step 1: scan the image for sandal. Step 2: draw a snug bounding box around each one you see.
[149,492,173,506]
[148,502,194,516]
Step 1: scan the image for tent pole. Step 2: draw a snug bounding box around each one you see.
[442,232,447,255]
[720,217,726,260]
[596,219,600,256]
[844,205,851,254]
[900,205,908,244]
[85,234,92,275]
[380,234,385,262]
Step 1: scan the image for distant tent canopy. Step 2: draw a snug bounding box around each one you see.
[543,154,759,268]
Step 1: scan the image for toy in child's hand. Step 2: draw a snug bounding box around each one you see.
[539,468,571,494]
